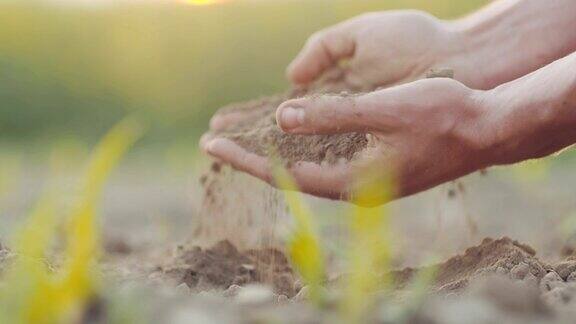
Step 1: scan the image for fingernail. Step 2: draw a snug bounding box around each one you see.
[279,106,305,129]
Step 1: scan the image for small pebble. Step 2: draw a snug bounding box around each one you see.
[292,286,309,302]
[235,285,274,305]
[510,263,530,280]
[555,261,576,280]
[540,271,564,293]
[495,267,508,276]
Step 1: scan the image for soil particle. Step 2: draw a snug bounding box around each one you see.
[394,237,548,292]
[157,240,297,297]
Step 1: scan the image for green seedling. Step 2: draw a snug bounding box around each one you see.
[340,176,394,323]
[273,164,326,305]
[0,118,143,324]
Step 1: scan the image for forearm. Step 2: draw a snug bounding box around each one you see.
[481,52,576,165]
[452,0,576,89]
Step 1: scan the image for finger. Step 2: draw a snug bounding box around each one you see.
[205,138,274,183]
[199,133,215,153]
[209,106,270,132]
[275,93,387,134]
[283,161,353,200]
[205,138,354,200]
[287,27,356,85]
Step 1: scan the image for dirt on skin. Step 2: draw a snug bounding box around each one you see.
[157,240,298,297]
[209,68,455,165]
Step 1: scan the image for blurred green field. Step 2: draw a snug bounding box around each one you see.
[0,0,488,155]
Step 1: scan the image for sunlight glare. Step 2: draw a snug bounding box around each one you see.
[183,0,227,6]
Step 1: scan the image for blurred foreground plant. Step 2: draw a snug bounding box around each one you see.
[273,165,326,305]
[274,164,392,317]
[340,178,393,323]
[275,166,438,323]
[0,118,143,324]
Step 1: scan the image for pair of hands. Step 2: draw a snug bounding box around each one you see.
[201,10,568,205]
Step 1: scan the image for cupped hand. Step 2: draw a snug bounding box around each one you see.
[202,78,496,206]
[287,10,486,90]
[207,10,481,135]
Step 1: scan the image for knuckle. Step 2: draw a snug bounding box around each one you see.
[418,78,469,96]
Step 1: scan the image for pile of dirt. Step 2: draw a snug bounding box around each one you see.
[195,161,289,249]
[394,237,550,292]
[157,240,298,297]
[157,236,568,299]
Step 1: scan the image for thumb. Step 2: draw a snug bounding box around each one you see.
[287,27,355,85]
[276,94,377,135]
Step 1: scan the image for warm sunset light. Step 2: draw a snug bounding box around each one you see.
[183,0,228,5]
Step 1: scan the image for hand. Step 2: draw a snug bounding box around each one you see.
[202,78,494,205]
[286,10,486,90]
[208,10,477,134]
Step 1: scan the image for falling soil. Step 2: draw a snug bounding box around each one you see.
[157,240,298,297]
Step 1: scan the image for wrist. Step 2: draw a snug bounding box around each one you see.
[446,0,576,90]
[444,18,540,90]
[477,59,576,166]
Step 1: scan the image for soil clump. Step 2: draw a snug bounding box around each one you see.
[393,237,549,292]
[157,240,298,297]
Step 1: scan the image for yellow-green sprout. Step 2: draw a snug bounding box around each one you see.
[273,165,326,305]
[0,118,143,324]
[340,175,393,323]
